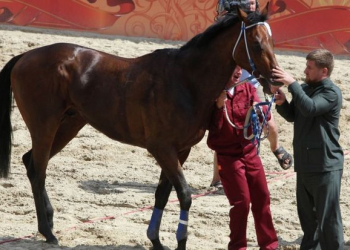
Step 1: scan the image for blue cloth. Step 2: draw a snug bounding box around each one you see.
[147,208,163,240]
[176,210,189,241]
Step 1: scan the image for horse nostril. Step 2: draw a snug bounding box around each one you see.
[252,71,260,79]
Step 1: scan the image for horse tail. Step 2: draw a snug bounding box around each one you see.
[0,54,23,178]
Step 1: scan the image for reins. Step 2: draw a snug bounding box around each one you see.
[249,94,275,154]
[224,94,275,154]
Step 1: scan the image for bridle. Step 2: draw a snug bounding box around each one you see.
[231,21,272,88]
[224,21,275,154]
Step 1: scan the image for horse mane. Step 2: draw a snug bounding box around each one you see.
[180,11,268,51]
[149,11,267,56]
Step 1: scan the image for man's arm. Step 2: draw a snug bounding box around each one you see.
[288,82,338,117]
[275,88,295,122]
[272,66,338,117]
[276,99,295,122]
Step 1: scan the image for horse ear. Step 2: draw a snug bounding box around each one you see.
[259,1,270,17]
[237,6,248,22]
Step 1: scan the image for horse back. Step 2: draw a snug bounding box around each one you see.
[11,43,206,151]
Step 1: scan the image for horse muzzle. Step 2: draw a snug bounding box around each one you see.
[257,76,283,95]
[269,77,284,86]
[252,70,283,95]
[252,70,282,85]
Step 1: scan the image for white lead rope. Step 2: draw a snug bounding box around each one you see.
[223,102,265,141]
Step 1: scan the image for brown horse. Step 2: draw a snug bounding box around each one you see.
[0,5,280,250]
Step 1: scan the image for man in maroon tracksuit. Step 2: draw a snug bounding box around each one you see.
[207,65,278,250]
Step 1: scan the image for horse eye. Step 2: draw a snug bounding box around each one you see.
[252,42,262,51]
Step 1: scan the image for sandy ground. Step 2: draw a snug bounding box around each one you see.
[0,24,349,250]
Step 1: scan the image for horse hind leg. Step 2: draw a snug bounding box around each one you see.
[48,110,86,158]
[147,147,192,250]
[24,130,59,244]
[23,150,55,230]
[23,112,86,244]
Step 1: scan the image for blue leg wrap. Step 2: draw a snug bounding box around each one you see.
[147,208,163,240]
[176,210,189,241]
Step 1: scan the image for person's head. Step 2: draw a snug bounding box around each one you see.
[226,65,242,89]
[304,49,334,84]
[246,0,257,12]
[215,0,259,21]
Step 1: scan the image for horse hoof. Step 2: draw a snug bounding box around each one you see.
[150,238,164,250]
[176,238,187,250]
[46,237,58,245]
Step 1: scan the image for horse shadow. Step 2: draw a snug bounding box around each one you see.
[78,179,202,196]
[0,238,172,250]
[78,180,157,195]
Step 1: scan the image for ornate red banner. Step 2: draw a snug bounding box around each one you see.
[0,0,349,55]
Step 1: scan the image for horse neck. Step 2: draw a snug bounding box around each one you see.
[179,22,241,113]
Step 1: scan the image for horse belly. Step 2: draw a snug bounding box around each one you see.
[85,115,147,148]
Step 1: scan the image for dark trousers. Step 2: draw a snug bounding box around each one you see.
[297,170,344,250]
[217,152,278,250]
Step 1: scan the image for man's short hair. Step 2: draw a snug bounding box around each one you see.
[306,49,334,76]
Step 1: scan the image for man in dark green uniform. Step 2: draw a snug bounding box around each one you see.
[271,49,344,250]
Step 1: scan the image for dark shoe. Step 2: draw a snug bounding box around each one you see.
[210,181,223,190]
[273,146,293,170]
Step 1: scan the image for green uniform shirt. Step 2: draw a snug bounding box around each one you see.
[276,78,344,172]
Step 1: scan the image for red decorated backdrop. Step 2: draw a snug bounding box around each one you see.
[0,0,349,55]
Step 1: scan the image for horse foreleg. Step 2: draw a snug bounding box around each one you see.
[147,171,173,250]
[148,146,192,250]
[175,149,191,250]
[173,175,191,250]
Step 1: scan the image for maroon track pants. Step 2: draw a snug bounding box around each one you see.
[217,152,278,250]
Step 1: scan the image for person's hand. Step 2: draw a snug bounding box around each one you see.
[272,66,295,86]
[274,89,287,106]
[216,90,227,109]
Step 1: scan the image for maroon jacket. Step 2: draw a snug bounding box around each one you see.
[207,83,270,155]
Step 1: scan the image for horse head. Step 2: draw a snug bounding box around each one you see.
[232,3,283,94]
